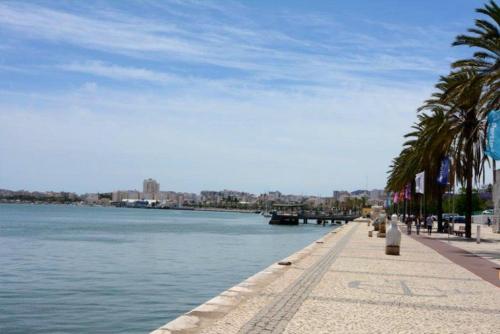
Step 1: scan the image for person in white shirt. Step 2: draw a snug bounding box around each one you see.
[426,215,433,235]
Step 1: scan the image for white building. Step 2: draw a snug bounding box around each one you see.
[267,191,282,201]
[112,190,141,202]
[83,193,99,204]
[369,189,384,201]
[333,190,350,201]
[338,194,351,203]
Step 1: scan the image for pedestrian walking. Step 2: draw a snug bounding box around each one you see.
[487,217,492,226]
[416,216,421,235]
[426,215,433,235]
[443,220,450,234]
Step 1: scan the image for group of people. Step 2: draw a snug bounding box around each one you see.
[405,215,434,236]
[403,214,494,236]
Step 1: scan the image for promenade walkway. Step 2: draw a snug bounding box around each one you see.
[419,221,500,266]
[408,222,500,288]
[152,222,500,334]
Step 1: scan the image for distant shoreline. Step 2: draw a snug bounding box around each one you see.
[192,207,259,214]
[0,201,260,214]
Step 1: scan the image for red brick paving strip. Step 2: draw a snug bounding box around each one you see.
[410,233,500,288]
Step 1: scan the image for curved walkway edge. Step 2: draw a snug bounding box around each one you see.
[237,223,359,333]
[151,221,500,334]
[150,223,350,334]
[409,232,500,288]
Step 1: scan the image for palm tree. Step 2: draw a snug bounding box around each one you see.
[415,110,454,232]
[452,0,500,112]
[388,1,497,237]
[387,109,454,226]
[421,70,487,238]
[387,132,420,213]
[431,1,499,236]
[387,123,424,194]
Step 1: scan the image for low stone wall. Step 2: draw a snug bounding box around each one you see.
[150,224,348,334]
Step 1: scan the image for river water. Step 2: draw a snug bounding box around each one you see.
[0,204,335,333]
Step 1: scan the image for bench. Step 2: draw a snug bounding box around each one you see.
[453,226,465,237]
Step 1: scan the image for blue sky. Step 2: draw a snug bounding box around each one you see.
[0,0,482,195]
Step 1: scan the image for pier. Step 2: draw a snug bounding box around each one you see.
[268,204,358,225]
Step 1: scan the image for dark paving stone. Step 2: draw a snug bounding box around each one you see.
[237,224,359,334]
[410,234,500,288]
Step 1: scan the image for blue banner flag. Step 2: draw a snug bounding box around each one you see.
[415,171,425,194]
[485,110,500,160]
[437,157,450,185]
[384,193,392,208]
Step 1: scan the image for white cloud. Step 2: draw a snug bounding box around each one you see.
[59,61,176,84]
[0,1,464,193]
[0,71,431,194]
[0,1,452,83]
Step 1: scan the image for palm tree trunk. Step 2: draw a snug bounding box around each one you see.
[437,183,443,232]
[403,198,407,222]
[465,160,473,238]
[463,111,475,239]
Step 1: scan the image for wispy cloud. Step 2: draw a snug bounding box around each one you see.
[0,3,200,55]
[0,74,430,193]
[0,1,453,84]
[0,1,469,193]
[59,61,177,84]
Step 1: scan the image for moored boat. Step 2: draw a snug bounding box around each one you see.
[268,204,304,225]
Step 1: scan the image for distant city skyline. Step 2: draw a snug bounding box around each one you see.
[0,180,386,200]
[1,181,388,208]
[0,1,483,195]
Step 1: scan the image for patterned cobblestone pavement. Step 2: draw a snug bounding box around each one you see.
[237,224,359,334]
[153,222,500,334]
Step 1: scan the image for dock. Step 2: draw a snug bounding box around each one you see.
[268,204,358,225]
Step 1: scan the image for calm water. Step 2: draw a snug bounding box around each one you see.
[0,204,334,334]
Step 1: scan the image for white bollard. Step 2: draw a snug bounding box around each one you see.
[477,225,481,244]
[386,214,401,255]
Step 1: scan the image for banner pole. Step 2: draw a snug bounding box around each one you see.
[420,194,422,220]
[494,160,496,183]
[452,182,455,233]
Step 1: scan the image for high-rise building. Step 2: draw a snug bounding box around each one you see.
[143,178,160,200]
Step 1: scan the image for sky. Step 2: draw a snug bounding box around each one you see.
[0,0,483,195]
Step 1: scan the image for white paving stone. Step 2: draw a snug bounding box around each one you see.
[151,222,500,334]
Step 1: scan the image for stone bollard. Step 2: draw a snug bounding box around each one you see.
[385,214,401,255]
[477,225,481,244]
[377,214,386,238]
[368,230,373,237]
